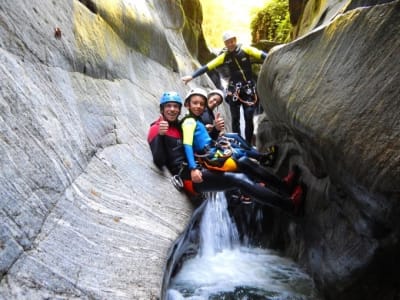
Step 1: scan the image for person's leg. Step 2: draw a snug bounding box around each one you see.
[243,104,255,144]
[237,157,301,194]
[222,133,276,165]
[236,157,289,192]
[223,132,252,150]
[229,102,241,135]
[194,169,296,212]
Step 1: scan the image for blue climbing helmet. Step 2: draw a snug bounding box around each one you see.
[160,91,183,108]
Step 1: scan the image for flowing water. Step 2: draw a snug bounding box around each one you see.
[167,192,321,300]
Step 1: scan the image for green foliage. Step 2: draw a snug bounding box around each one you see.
[200,0,267,50]
[250,0,292,43]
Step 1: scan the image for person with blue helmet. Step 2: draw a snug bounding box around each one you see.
[148,91,305,213]
[147,91,185,175]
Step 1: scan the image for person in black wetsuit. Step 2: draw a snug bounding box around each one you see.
[200,89,276,167]
[182,30,267,145]
[200,89,225,140]
[147,91,304,213]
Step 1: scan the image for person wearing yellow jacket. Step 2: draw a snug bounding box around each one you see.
[182,30,267,144]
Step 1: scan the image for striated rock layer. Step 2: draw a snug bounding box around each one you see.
[0,0,220,298]
[1,0,399,299]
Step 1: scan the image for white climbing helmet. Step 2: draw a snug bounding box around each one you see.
[222,30,237,42]
[184,88,208,105]
[207,89,224,100]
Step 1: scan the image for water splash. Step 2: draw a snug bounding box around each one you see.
[167,192,322,299]
[199,192,240,256]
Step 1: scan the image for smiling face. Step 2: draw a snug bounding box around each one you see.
[161,102,181,122]
[224,37,237,52]
[207,94,223,110]
[186,95,207,117]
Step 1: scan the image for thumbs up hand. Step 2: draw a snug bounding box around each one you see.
[158,114,169,135]
[214,112,225,132]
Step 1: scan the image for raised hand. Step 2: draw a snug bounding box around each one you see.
[181,75,193,85]
[214,112,225,132]
[158,114,169,135]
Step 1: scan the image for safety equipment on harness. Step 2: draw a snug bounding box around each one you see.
[171,175,183,191]
[184,88,208,105]
[227,81,257,106]
[194,137,238,172]
[160,91,183,107]
[222,30,236,42]
[170,162,187,191]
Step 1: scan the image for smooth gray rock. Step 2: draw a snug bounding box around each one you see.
[257,1,400,299]
[0,0,205,298]
[1,0,399,299]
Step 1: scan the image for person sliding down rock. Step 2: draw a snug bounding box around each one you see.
[147,91,305,214]
[181,88,277,177]
[169,89,304,212]
[200,89,277,167]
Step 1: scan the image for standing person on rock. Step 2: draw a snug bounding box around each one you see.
[182,30,267,145]
[147,91,305,213]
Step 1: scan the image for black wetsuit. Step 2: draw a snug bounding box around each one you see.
[147,118,294,212]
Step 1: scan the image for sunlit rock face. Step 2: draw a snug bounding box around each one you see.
[257,1,400,299]
[0,0,208,298]
[1,0,399,299]
[289,0,396,38]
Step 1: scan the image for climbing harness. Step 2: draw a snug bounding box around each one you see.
[228,81,258,106]
[170,163,186,191]
[194,136,239,172]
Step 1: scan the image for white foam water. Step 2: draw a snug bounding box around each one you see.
[167,192,321,300]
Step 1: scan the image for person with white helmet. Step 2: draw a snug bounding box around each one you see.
[181,30,267,145]
[200,89,225,140]
[205,89,277,167]
[148,91,305,212]
[181,88,283,181]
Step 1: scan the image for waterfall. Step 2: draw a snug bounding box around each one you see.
[166,192,322,299]
[199,192,240,256]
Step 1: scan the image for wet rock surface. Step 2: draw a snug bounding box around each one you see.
[1,0,399,299]
[257,1,400,299]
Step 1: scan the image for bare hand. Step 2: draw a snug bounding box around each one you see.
[205,124,213,132]
[214,112,225,132]
[181,75,193,85]
[158,114,169,135]
[191,169,203,183]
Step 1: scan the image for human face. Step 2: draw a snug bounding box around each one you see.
[207,94,223,110]
[224,37,237,52]
[187,95,206,117]
[162,102,181,122]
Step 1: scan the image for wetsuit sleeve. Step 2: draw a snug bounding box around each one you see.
[147,122,166,170]
[210,127,220,140]
[191,53,226,79]
[242,46,267,60]
[181,118,197,170]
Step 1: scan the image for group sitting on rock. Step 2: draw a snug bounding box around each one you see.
[147,89,305,215]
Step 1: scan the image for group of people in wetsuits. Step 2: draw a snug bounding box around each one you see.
[146,30,305,215]
[147,88,304,214]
